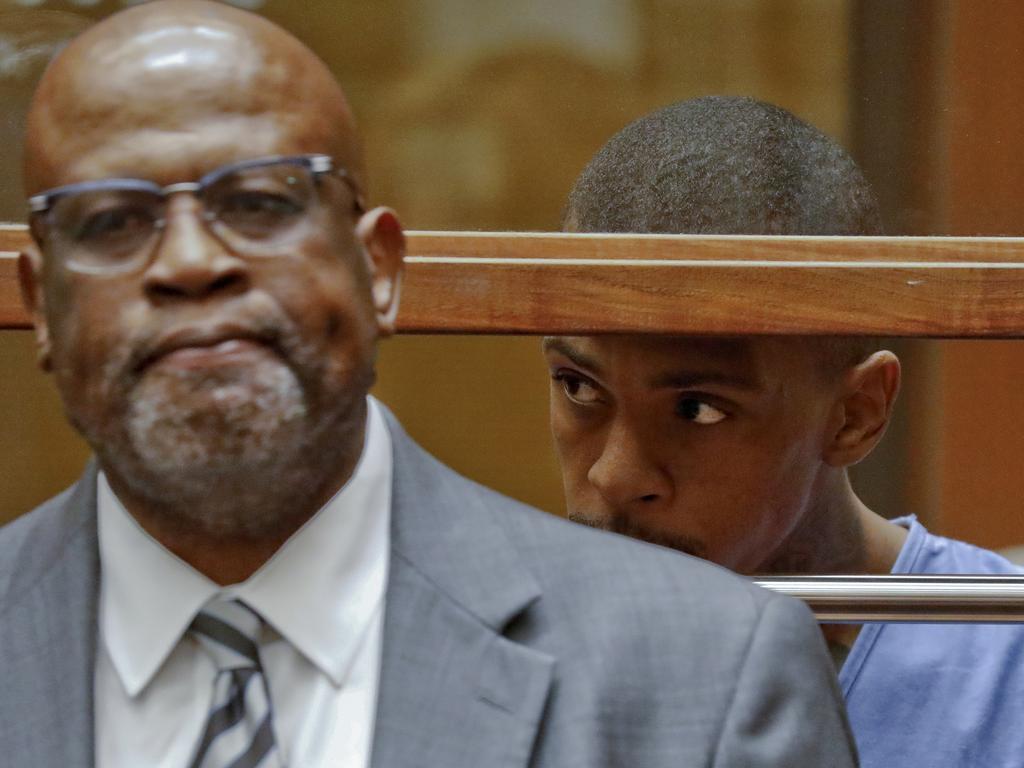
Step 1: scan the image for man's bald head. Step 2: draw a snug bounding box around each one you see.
[24,0,363,195]
[565,95,881,236]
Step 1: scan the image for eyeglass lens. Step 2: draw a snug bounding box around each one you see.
[46,161,320,273]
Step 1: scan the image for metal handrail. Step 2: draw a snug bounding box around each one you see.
[754,575,1024,623]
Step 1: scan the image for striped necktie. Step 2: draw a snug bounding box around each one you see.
[188,599,283,768]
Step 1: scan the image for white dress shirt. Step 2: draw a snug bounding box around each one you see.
[95,397,393,768]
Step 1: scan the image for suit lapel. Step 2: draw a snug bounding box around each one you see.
[0,465,99,768]
[371,412,554,768]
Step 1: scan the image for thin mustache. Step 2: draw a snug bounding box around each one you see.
[569,510,708,559]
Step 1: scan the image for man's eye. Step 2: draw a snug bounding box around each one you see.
[75,206,153,241]
[676,397,727,425]
[553,371,602,405]
[223,190,302,214]
[216,191,305,236]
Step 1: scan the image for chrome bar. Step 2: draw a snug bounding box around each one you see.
[753,575,1024,623]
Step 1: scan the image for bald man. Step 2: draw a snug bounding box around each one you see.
[548,96,1024,768]
[1,5,856,767]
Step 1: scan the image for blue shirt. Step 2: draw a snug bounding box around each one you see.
[840,516,1024,768]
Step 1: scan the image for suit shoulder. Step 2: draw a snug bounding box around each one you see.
[0,485,74,556]
[457,473,841,748]
[450,466,779,627]
[0,481,92,612]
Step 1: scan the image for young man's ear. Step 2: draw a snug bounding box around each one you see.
[823,351,901,468]
[355,206,404,337]
[17,244,52,372]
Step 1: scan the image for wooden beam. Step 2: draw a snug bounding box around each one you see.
[4,224,1024,336]
[0,226,27,329]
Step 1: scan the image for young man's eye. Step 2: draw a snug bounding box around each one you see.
[553,371,602,405]
[676,397,727,425]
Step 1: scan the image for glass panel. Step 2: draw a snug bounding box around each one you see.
[2,0,1023,565]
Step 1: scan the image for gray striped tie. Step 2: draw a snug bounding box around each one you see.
[188,599,283,768]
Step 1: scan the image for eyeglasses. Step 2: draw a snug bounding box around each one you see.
[28,154,365,275]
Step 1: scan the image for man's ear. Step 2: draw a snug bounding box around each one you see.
[17,244,52,372]
[822,351,901,468]
[355,206,404,337]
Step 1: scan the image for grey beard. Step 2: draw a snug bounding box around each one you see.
[93,358,367,540]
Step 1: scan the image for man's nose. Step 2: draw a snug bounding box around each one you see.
[586,418,672,508]
[142,196,250,302]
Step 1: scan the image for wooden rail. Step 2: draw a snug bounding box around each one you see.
[4,224,1024,336]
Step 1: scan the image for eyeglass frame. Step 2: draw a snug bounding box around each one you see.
[26,153,366,272]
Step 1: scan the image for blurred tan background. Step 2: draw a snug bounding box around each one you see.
[1,0,1023,553]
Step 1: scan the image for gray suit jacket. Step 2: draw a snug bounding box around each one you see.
[0,411,857,767]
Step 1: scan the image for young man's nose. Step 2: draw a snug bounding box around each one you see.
[142,197,250,302]
[586,418,672,508]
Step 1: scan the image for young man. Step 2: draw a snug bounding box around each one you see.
[0,7,856,768]
[547,95,1024,768]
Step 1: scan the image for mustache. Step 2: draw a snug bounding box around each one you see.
[122,301,297,376]
[568,510,708,560]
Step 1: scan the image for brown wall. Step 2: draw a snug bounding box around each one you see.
[937,3,1024,547]
[851,0,1024,549]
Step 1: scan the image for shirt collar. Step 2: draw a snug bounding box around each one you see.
[887,514,926,574]
[98,395,393,696]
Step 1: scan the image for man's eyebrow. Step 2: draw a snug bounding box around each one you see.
[649,369,763,392]
[542,338,603,376]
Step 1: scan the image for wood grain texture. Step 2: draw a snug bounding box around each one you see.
[0,225,27,329]
[4,225,1024,335]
